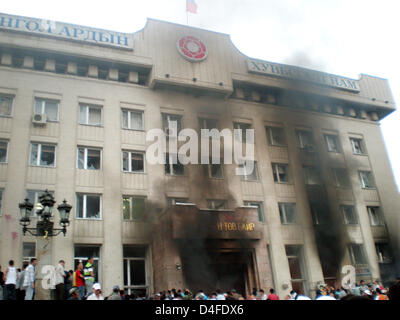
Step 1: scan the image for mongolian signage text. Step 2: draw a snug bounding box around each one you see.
[247,59,360,92]
[0,12,133,50]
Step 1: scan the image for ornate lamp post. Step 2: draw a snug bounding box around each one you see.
[19,190,72,237]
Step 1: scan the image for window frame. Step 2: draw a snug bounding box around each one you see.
[348,244,368,266]
[234,122,252,143]
[207,199,228,210]
[350,137,367,155]
[340,205,358,225]
[34,98,59,122]
[29,142,56,168]
[296,129,315,150]
[239,161,259,181]
[207,162,224,179]
[0,139,9,163]
[122,151,145,173]
[0,188,3,216]
[244,201,265,222]
[164,153,185,176]
[77,146,102,170]
[279,202,297,224]
[76,193,102,220]
[167,198,189,206]
[359,170,375,189]
[375,243,392,264]
[272,163,290,183]
[122,195,146,221]
[0,94,14,117]
[26,190,54,217]
[367,206,384,226]
[266,126,287,147]
[332,168,350,188]
[22,242,36,263]
[324,134,341,153]
[303,166,321,185]
[79,104,103,126]
[121,109,144,131]
[162,113,182,135]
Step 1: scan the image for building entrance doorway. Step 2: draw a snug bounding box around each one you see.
[179,244,257,298]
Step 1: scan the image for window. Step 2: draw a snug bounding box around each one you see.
[332,168,350,188]
[165,153,184,175]
[296,130,315,151]
[303,166,321,185]
[206,162,223,179]
[79,104,102,126]
[74,246,100,282]
[0,94,13,116]
[0,140,8,163]
[207,199,227,210]
[122,109,144,130]
[167,198,189,206]
[367,206,384,226]
[350,138,366,155]
[162,114,182,135]
[286,245,307,296]
[375,243,392,263]
[34,98,59,121]
[30,143,56,167]
[234,122,252,143]
[279,203,296,224]
[272,163,289,183]
[0,189,3,216]
[122,151,144,173]
[244,201,264,222]
[123,246,148,296]
[324,134,340,153]
[77,147,101,170]
[239,162,259,181]
[123,196,146,220]
[310,203,328,225]
[26,190,54,217]
[341,205,358,225]
[348,244,367,265]
[199,118,218,130]
[359,171,375,189]
[266,126,286,146]
[76,194,101,219]
[22,242,36,263]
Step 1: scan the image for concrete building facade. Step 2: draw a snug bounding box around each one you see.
[0,12,398,298]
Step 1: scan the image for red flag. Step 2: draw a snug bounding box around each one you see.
[186,0,197,14]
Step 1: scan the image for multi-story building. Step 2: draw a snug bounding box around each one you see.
[0,12,398,298]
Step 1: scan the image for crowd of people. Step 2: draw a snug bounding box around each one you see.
[1,258,399,301]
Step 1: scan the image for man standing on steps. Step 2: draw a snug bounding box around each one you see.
[84,257,95,298]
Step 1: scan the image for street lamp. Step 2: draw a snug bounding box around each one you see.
[19,190,72,237]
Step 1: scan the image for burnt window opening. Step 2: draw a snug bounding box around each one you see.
[33,57,46,71]
[266,126,286,146]
[12,55,24,68]
[98,67,108,80]
[55,60,67,74]
[77,63,88,77]
[118,70,129,83]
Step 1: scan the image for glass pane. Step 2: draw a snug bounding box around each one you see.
[0,95,12,116]
[210,164,223,178]
[122,110,128,129]
[87,149,101,170]
[77,148,85,169]
[122,152,129,171]
[326,135,339,152]
[0,141,7,162]
[45,101,58,121]
[132,198,145,220]
[88,107,101,125]
[131,260,146,286]
[76,194,84,218]
[30,144,39,165]
[23,242,36,258]
[26,190,37,216]
[123,246,146,258]
[352,245,367,265]
[131,153,144,172]
[86,195,100,218]
[130,111,143,130]
[271,127,285,145]
[74,246,100,258]
[40,145,55,166]
[173,162,184,175]
[34,99,43,114]
[123,260,128,286]
[285,204,296,223]
[288,257,302,279]
[122,197,131,220]
[79,105,86,124]
[278,165,288,182]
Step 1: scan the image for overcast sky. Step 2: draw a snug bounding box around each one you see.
[2,0,400,190]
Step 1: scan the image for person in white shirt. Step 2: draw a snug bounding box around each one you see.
[216,289,226,300]
[315,289,336,300]
[54,260,66,300]
[87,283,104,300]
[4,260,18,300]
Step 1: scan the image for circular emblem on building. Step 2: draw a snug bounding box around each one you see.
[177,36,207,62]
